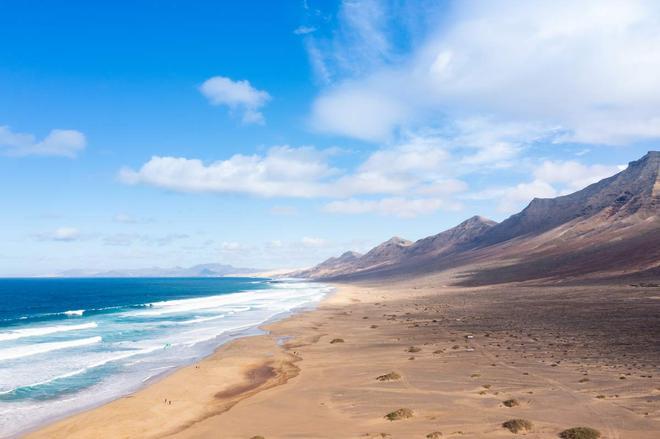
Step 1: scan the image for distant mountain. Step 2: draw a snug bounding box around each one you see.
[56,263,262,278]
[294,251,362,279]
[297,151,660,284]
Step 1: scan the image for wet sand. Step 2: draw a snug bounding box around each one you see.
[28,276,660,438]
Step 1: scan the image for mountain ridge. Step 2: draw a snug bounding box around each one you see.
[296,151,660,284]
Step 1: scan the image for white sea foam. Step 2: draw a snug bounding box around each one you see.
[0,322,98,342]
[0,346,161,395]
[176,314,226,325]
[0,280,332,438]
[132,292,259,316]
[0,336,102,361]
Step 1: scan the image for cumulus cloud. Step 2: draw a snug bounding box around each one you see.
[307,0,660,146]
[119,146,336,197]
[119,139,472,217]
[199,76,271,124]
[0,126,86,158]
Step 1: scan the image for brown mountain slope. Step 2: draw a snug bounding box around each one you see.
[299,151,659,284]
[475,151,658,246]
[294,216,497,279]
[406,215,497,257]
[293,251,362,279]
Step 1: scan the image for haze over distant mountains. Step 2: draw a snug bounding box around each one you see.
[296,151,660,284]
[56,263,261,278]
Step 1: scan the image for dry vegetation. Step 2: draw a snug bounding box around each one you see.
[502,399,519,408]
[502,419,533,433]
[559,427,601,439]
[384,408,414,421]
[375,372,401,382]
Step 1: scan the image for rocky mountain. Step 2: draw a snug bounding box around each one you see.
[295,216,496,279]
[298,151,660,284]
[477,151,659,246]
[406,215,497,257]
[56,263,261,278]
[294,251,362,279]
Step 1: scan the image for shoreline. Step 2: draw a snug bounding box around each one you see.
[26,279,660,438]
[12,282,334,439]
[15,324,266,439]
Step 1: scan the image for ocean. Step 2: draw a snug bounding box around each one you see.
[0,277,330,437]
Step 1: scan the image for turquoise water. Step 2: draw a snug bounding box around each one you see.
[0,277,330,437]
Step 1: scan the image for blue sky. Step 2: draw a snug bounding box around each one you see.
[0,0,657,275]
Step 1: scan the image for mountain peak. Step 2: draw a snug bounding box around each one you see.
[462,215,497,227]
[296,152,659,282]
[383,236,412,246]
[338,251,362,260]
[479,150,659,245]
[635,150,659,162]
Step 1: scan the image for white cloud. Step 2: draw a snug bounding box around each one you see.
[267,240,283,248]
[533,160,622,192]
[468,159,622,213]
[199,76,271,124]
[53,227,81,241]
[220,241,243,251]
[308,0,660,146]
[311,84,409,141]
[34,227,82,242]
[120,138,471,218]
[120,131,482,217]
[119,146,336,197]
[492,180,559,214]
[0,126,86,158]
[294,26,316,35]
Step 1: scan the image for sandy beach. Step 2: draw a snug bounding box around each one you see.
[27,276,660,439]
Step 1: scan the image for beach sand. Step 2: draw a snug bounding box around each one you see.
[28,276,660,438]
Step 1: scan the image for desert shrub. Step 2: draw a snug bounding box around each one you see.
[502,419,533,433]
[384,408,413,421]
[558,427,601,439]
[376,372,401,381]
[503,399,519,407]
